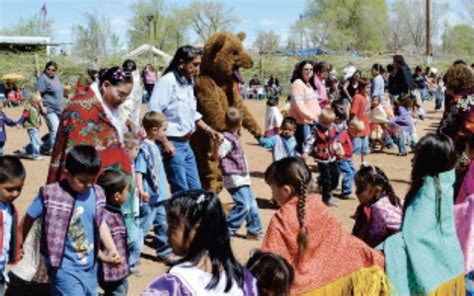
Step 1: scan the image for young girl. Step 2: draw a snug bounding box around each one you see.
[246,250,294,296]
[379,133,465,295]
[371,64,385,106]
[350,78,371,164]
[454,134,474,294]
[264,96,283,137]
[141,190,258,295]
[369,96,389,150]
[352,165,403,247]
[98,169,130,296]
[389,95,415,156]
[262,157,388,295]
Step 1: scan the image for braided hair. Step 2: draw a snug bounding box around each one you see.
[265,157,312,259]
[355,165,401,207]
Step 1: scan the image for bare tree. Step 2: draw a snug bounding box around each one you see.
[188,1,238,42]
[72,12,111,62]
[254,30,280,53]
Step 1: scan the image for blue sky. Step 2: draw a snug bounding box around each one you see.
[0,0,466,51]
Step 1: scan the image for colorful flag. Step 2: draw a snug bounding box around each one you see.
[41,3,47,29]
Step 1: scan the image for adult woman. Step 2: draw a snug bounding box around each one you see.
[47,67,133,183]
[36,61,64,155]
[142,64,156,103]
[148,45,222,194]
[388,54,414,100]
[342,70,361,103]
[266,73,281,97]
[288,61,320,151]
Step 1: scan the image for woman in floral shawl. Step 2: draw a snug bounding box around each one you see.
[47,67,133,183]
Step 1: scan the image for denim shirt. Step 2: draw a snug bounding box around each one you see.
[148,72,202,137]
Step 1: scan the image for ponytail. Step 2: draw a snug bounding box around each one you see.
[297,181,308,260]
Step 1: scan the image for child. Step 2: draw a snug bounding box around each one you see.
[97,170,130,296]
[371,64,386,107]
[141,190,259,295]
[0,106,17,156]
[352,165,403,247]
[246,250,294,296]
[121,132,143,276]
[16,92,46,160]
[264,96,283,137]
[22,145,121,296]
[389,95,415,156]
[262,157,388,295]
[350,78,371,164]
[434,77,445,111]
[369,96,389,150]
[379,134,465,295]
[454,134,474,294]
[303,108,339,206]
[135,111,173,263]
[0,156,25,294]
[258,116,297,161]
[217,108,263,238]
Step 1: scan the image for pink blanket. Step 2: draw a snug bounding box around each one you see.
[454,193,474,273]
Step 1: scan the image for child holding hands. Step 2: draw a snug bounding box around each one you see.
[16,92,46,160]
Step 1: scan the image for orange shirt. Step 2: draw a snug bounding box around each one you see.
[262,195,385,294]
[351,94,371,137]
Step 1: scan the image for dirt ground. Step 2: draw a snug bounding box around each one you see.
[3,99,442,295]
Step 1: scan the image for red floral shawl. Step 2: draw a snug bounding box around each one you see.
[47,87,131,184]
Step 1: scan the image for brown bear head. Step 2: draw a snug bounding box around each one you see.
[201,31,253,85]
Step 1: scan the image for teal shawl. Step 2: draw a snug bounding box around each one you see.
[378,169,464,295]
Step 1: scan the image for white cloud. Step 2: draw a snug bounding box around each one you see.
[110,16,128,27]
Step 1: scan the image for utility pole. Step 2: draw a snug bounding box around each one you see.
[426,0,431,64]
[146,15,154,64]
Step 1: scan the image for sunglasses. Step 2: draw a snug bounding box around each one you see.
[46,68,56,72]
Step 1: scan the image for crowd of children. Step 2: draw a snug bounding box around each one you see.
[0,55,470,296]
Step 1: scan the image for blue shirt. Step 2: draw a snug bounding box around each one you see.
[0,201,12,279]
[259,135,297,161]
[135,140,168,204]
[35,73,64,115]
[27,187,97,271]
[148,72,202,137]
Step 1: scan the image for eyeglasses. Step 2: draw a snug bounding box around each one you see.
[46,68,56,72]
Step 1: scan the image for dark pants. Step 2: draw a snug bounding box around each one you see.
[5,272,50,296]
[100,278,128,296]
[295,124,312,153]
[318,161,340,202]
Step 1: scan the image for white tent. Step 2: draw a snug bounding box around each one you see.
[126,44,172,64]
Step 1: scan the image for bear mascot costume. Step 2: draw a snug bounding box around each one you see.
[191,31,263,193]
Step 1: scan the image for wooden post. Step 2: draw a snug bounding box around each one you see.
[426,0,431,62]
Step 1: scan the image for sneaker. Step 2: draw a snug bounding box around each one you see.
[31,156,43,161]
[40,147,51,156]
[246,232,263,241]
[397,152,408,156]
[324,200,338,207]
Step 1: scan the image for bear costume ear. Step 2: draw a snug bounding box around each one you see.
[237,32,246,41]
[204,33,228,59]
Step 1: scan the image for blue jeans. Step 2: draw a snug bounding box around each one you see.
[42,112,60,152]
[21,128,41,158]
[139,201,172,258]
[227,185,262,235]
[0,142,4,156]
[49,265,97,296]
[337,159,356,196]
[466,271,474,296]
[352,136,369,155]
[125,217,143,271]
[295,124,312,153]
[164,139,201,194]
[100,278,128,296]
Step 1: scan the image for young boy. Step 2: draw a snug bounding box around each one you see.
[0,106,18,156]
[0,156,25,294]
[122,132,143,276]
[258,116,298,161]
[217,107,263,239]
[135,111,173,263]
[22,145,121,296]
[303,108,340,207]
[16,92,46,160]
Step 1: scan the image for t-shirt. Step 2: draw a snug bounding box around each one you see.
[0,202,12,279]
[35,73,64,115]
[351,94,371,137]
[218,138,251,189]
[27,186,97,271]
[135,139,168,204]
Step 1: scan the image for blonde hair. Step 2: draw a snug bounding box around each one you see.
[319,108,336,122]
[142,111,167,132]
[30,91,42,104]
[225,107,243,129]
[349,118,365,134]
[123,132,138,149]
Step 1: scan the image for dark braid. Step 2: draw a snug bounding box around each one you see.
[376,168,401,207]
[297,180,308,260]
[434,175,442,227]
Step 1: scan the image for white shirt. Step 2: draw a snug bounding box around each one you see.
[0,202,12,280]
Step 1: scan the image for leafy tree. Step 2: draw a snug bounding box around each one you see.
[71,12,111,62]
[0,12,53,37]
[188,1,238,42]
[442,24,474,56]
[254,30,280,53]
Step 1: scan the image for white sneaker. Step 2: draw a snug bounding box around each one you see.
[31,156,43,161]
